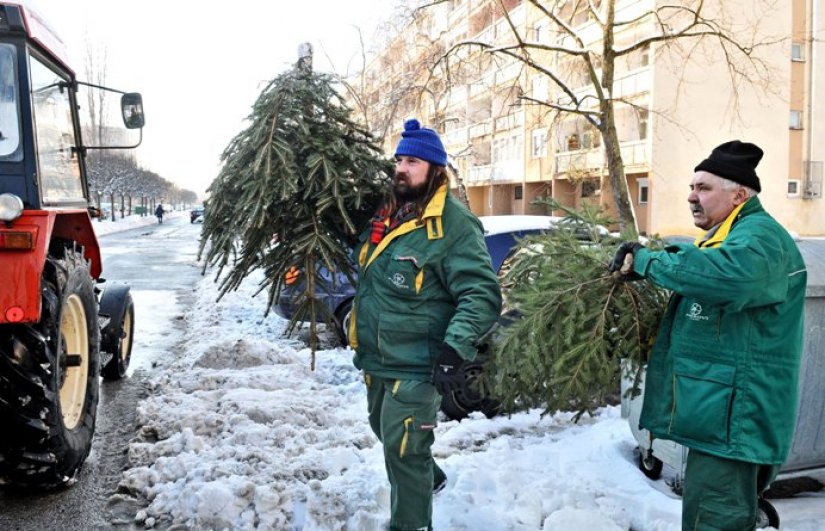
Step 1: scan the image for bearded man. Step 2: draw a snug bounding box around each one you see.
[349,119,502,531]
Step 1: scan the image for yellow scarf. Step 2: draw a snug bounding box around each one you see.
[694,201,747,249]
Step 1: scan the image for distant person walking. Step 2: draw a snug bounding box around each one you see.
[155,204,164,224]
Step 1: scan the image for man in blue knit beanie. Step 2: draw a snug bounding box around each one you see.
[350,119,501,530]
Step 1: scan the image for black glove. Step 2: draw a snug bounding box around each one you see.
[608,241,644,280]
[432,343,466,396]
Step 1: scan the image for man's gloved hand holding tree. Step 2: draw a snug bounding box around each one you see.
[608,241,644,280]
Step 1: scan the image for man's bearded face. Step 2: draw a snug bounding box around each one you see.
[393,156,430,202]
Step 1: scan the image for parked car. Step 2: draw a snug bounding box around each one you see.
[276,215,561,342]
[190,206,205,223]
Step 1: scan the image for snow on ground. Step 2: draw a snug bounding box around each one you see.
[107,242,823,530]
[92,210,188,237]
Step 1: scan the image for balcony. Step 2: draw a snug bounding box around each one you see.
[443,126,469,147]
[494,111,523,132]
[469,119,492,138]
[554,140,649,175]
[494,60,523,85]
[466,160,524,184]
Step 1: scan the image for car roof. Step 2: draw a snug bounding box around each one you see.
[479,215,565,236]
[480,215,610,237]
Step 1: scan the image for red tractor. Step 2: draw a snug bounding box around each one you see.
[0,3,143,488]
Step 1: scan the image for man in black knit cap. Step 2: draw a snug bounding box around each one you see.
[609,141,807,530]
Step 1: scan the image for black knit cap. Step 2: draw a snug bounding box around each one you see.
[694,140,763,192]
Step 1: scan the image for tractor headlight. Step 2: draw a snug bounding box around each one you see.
[0,193,24,222]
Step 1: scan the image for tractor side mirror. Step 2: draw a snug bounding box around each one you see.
[121,93,145,129]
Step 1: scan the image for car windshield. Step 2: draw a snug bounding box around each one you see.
[0,43,22,161]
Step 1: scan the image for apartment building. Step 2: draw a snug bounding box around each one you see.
[356,0,823,236]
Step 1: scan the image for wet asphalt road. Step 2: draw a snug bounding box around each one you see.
[0,215,203,531]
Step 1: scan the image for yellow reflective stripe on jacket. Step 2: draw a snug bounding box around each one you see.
[695,201,747,248]
[421,183,448,220]
[392,379,401,396]
[365,219,421,269]
[358,244,369,267]
[363,183,450,270]
[415,269,424,294]
[348,306,358,348]
[426,216,443,240]
[399,416,414,458]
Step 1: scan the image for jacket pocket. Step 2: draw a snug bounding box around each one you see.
[380,250,427,298]
[670,357,735,446]
[378,314,430,369]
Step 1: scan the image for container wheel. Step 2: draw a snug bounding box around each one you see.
[100,286,135,380]
[756,497,780,529]
[637,448,664,480]
[334,298,353,347]
[0,243,100,488]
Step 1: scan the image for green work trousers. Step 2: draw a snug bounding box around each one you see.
[365,374,444,531]
[682,449,780,531]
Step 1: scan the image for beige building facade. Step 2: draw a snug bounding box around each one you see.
[356,0,824,237]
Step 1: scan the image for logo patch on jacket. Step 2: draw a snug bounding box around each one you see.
[390,272,410,290]
[686,303,709,321]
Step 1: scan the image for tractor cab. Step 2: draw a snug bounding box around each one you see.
[0,2,142,489]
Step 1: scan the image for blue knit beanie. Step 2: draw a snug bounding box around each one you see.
[394,118,447,167]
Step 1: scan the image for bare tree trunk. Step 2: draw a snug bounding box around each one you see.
[600,0,637,237]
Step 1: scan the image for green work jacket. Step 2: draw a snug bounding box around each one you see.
[349,185,502,381]
[634,197,807,464]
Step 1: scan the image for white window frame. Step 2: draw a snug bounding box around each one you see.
[532,75,548,100]
[791,42,805,62]
[638,178,649,204]
[790,110,804,130]
[531,128,548,158]
[787,179,801,198]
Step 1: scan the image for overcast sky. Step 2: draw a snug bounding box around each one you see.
[35,0,398,199]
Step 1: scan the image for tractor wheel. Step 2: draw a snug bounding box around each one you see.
[0,244,101,488]
[100,285,134,380]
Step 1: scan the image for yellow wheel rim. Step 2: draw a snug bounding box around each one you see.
[120,307,133,366]
[59,294,89,430]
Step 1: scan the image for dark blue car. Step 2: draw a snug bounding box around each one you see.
[275,215,566,345]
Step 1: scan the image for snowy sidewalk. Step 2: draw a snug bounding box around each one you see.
[92,210,188,237]
[113,269,824,530]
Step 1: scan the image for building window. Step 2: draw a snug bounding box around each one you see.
[791,42,805,62]
[582,129,601,149]
[532,128,547,158]
[532,75,548,100]
[790,110,804,130]
[638,178,649,204]
[567,133,580,151]
[637,109,649,140]
[787,180,801,197]
[581,179,599,198]
[515,185,523,200]
[533,21,548,43]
